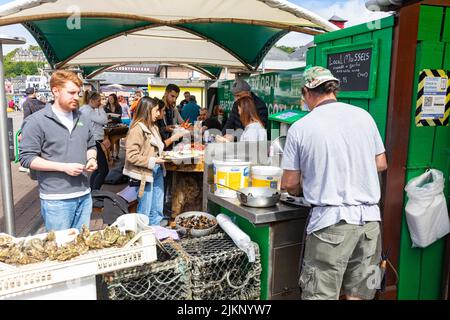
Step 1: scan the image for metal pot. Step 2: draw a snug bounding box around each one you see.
[236,187,281,208]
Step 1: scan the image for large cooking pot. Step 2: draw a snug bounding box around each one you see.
[237,187,281,208]
[216,184,280,207]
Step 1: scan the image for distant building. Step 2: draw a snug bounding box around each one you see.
[289,42,314,62]
[259,47,306,71]
[25,75,49,91]
[11,48,47,63]
[10,76,26,94]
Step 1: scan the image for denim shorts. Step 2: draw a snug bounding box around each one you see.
[300,221,381,300]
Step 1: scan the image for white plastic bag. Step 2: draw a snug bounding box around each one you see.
[217,214,255,262]
[404,169,450,248]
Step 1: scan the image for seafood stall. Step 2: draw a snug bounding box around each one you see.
[203,141,311,300]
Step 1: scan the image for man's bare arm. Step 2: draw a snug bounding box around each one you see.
[281,170,302,196]
[376,153,388,172]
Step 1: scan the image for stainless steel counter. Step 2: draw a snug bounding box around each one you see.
[207,191,310,225]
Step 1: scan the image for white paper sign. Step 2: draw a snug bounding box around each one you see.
[421,76,447,119]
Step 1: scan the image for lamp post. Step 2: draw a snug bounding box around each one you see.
[0,35,26,235]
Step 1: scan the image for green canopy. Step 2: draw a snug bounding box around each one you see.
[0,0,338,72]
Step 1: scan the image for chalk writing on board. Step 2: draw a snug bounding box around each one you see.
[327,48,372,92]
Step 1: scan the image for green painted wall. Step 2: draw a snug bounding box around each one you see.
[397,5,450,300]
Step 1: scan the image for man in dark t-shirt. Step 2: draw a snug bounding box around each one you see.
[23,87,46,119]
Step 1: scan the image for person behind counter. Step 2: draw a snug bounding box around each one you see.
[156,98,187,149]
[163,83,184,133]
[181,95,200,124]
[216,96,267,142]
[19,70,97,231]
[197,108,222,132]
[178,91,191,112]
[123,97,167,226]
[221,78,267,140]
[80,91,111,191]
[280,66,388,300]
[104,94,123,160]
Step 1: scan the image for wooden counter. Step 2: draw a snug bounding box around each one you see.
[164,157,204,218]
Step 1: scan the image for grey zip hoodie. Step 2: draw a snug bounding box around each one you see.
[19,105,96,198]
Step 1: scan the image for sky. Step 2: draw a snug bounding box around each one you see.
[0,0,392,54]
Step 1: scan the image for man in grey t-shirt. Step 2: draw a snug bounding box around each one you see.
[281,66,388,300]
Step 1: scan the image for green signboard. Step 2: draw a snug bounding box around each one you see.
[217,68,308,115]
[322,40,379,99]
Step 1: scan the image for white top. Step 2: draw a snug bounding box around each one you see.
[240,122,267,142]
[52,105,74,133]
[281,102,385,234]
[120,103,130,119]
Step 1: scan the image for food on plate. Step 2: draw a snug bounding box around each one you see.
[180,119,192,129]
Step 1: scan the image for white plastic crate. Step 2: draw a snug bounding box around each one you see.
[4,276,97,300]
[0,229,156,298]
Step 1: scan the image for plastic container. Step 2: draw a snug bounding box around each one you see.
[3,276,97,300]
[0,229,157,298]
[213,159,250,198]
[251,166,283,190]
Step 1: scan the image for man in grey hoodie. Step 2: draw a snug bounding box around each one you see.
[19,70,97,231]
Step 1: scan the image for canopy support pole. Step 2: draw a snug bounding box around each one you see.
[0,44,16,235]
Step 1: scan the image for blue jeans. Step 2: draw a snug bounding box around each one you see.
[135,164,164,225]
[40,193,92,231]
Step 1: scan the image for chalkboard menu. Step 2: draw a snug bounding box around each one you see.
[327,48,372,92]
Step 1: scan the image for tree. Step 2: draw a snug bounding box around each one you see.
[4,47,46,78]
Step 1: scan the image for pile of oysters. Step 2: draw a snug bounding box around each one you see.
[0,225,136,265]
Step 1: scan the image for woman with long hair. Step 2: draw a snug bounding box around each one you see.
[123,97,166,226]
[216,96,266,142]
[105,93,123,159]
[80,91,111,190]
[237,96,267,142]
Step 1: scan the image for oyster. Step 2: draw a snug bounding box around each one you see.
[74,233,89,255]
[80,225,90,244]
[0,235,13,247]
[86,231,104,249]
[114,230,136,247]
[54,242,80,261]
[5,245,27,265]
[114,234,129,247]
[126,230,136,241]
[24,238,48,263]
[0,247,10,262]
[102,226,120,247]
[46,231,56,242]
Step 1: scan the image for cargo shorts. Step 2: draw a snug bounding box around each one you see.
[300,221,381,300]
